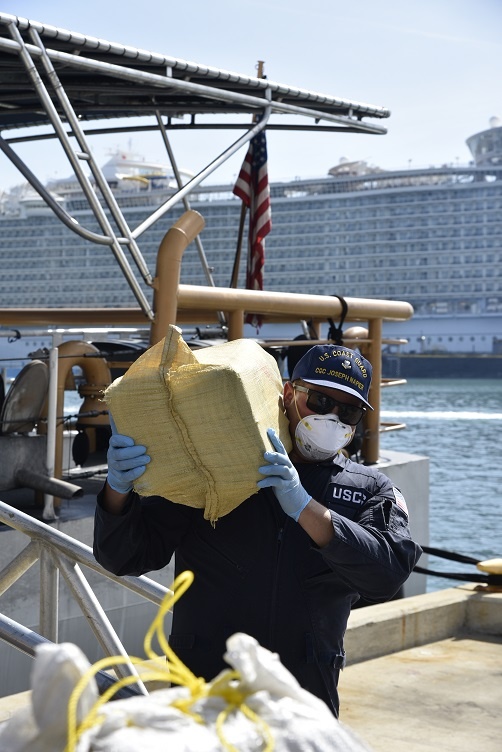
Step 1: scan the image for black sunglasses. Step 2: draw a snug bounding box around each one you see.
[293,384,366,426]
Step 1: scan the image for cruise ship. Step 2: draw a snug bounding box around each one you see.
[1,122,502,376]
[0,12,501,379]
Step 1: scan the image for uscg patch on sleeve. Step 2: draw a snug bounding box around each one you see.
[393,487,409,516]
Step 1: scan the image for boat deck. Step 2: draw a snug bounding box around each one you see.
[341,586,502,752]
[341,632,501,751]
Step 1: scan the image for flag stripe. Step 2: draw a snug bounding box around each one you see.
[232,126,271,329]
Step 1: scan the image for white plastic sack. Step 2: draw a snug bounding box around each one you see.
[0,642,98,752]
[0,634,372,752]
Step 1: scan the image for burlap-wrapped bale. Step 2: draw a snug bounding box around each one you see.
[104,325,292,522]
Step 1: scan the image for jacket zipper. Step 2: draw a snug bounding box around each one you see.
[268,515,285,647]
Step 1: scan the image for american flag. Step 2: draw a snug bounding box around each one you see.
[233,126,271,329]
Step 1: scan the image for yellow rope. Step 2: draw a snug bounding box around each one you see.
[64,570,274,751]
[210,671,275,752]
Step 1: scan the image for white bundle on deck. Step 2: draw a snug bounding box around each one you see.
[0,633,372,752]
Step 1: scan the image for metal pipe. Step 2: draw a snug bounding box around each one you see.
[4,27,155,320]
[47,341,111,497]
[0,612,53,656]
[175,286,414,321]
[131,112,271,239]
[154,114,227,330]
[0,137,114,245]
[227,310,245,340]
[14,469,83,500]
[0,613,143,698]
[44,346,58,521]
[363,318,383,464]
[39,547,58,642]
[0,540,40,597]
[0,290,413,326]
[0,309,151,325]
[28,27,154,290]
[150,211,206,345]
[55,553,148,693]
[0,500,170,605]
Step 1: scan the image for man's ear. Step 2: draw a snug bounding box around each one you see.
[283,381,294,409]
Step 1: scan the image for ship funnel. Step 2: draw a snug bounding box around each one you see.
[466,120,502,166]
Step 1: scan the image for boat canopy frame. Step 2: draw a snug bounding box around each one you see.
[0,12,390,318]
[0,13,390,133]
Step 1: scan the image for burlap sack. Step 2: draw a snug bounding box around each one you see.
[104,325,291,522]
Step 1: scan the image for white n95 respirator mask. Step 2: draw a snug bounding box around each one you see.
[294,414,356,462]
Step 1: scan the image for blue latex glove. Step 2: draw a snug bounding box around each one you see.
[106,414,150,494]
[257,428,312,522]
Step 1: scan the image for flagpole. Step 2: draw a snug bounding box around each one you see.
[229,60,265,290]
[230,202,247,288]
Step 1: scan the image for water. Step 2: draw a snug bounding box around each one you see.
[380,379,502,591]
[64,380,501,593]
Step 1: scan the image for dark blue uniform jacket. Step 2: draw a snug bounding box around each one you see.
[93,453,422,716]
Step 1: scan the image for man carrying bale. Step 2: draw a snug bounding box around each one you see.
[93,339,421,717]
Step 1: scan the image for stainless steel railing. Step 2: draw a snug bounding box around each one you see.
[0,498,171,694]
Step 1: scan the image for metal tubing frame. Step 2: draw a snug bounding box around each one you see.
[0,20,406,466]
[43,346,58,521]
[39,547,58,642]
[364,318,383,464]
[155,110,218,289]
[0,23,277,321]
[0,612,143,699]
[0,499,170,690]
[28,26,154,287]
[0,540,40,595]
[6,23,154,321]
[0,34,387,134]
[131,111,272,238]
[0,137,117,245]
[54,552,147,692]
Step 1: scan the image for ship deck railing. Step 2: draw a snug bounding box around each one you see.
[0,498,168,697]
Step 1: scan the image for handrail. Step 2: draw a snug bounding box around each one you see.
[0,288,411,464]
[0,612,142,698]
[0,498,170,693]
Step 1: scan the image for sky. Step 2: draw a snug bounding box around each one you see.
[1,0,501,191]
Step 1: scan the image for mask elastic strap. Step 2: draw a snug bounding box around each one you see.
[292,387,303,423]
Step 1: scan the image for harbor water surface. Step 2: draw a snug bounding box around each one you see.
[381,378,501,591]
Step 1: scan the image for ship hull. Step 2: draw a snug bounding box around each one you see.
[382,353,502,379]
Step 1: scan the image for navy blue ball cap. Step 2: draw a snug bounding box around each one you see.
[290,345,373,410]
